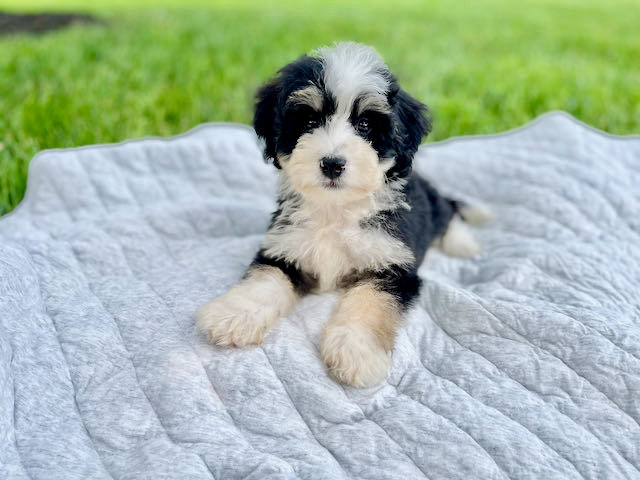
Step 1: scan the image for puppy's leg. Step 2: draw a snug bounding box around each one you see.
[458,203,492,225]
[321,281,403,388]
[197,266,298,347]
[438,216,481,257]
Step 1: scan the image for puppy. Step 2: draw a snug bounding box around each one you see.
[197,42,488,387]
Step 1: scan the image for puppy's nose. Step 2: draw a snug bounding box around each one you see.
[319,156,346,179]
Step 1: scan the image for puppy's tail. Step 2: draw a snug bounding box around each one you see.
[449,200,492,225]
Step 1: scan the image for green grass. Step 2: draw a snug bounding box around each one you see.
[1,0,639,215]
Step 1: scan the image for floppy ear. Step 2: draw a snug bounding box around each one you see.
[253,78,282,168]
[388,88,431,178]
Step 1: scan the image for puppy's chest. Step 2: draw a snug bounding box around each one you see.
[263,213,413,291]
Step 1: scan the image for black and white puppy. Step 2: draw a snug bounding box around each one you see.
[197,42,488,387]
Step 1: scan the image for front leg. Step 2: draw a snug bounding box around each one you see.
[197,258,300,347]
[321,268,421,387]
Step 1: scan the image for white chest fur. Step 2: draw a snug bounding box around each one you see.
[262,198,414,292]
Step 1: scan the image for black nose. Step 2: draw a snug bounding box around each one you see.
[320,156,346,179]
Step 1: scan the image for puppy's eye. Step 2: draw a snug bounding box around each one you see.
[305,116,320,130]
[356,118,372,135]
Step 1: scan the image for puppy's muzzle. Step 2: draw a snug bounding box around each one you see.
[320,156,346,180]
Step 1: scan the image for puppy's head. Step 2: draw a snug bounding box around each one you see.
[254,42,430,205]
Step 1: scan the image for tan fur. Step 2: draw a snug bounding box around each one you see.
[196,266,297,347]
[321,282,401,387]
[287,85,324,111]
[356,95,391,115]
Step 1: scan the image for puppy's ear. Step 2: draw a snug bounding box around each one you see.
[254,78,282,168]
[389,88,431,178]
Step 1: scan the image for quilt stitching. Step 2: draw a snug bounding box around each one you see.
[67,243,219,480]
[259,347,351,479]
[428,287,640,472]
[400,317,587,478]
[409,336,588,479]
[66,211,299,477]
[119,217,302,477]
[474,295,640,428]
[76,159,303,477]
[386,380,508,479]
[10,360,33,480]
[337,384,433,479]
[0,254,33,480]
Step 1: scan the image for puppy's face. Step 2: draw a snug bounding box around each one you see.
[254,43,430,205]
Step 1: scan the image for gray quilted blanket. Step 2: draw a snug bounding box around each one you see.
[1,112,639,480]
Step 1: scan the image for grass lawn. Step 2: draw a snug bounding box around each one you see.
[1,0,639,215]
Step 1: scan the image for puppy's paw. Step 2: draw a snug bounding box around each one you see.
[321,322,391,388]
[439,216,481,257]
[196,267,297,348]
[321,283,400,387]
[197,297,275,347]
[459,204,492,225]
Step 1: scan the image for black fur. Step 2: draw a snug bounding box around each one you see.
[254,55,327,168]
[387,86,432,179]
[370,175,457,266]
[251,250,316,295]
[369,175,457,309]
[375,265,423,310]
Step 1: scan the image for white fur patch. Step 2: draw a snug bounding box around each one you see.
[356,95,391,115]
[317,42,390,116]
[263,178,413,292]
[282,115,386,205]
[196,267,297,347]
[439,216,481,257]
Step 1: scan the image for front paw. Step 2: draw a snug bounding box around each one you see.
[196,295,275,347]
[321,323,391,388]
[196,267,298,348]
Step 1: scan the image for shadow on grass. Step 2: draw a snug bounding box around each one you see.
[0,11,104,36]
